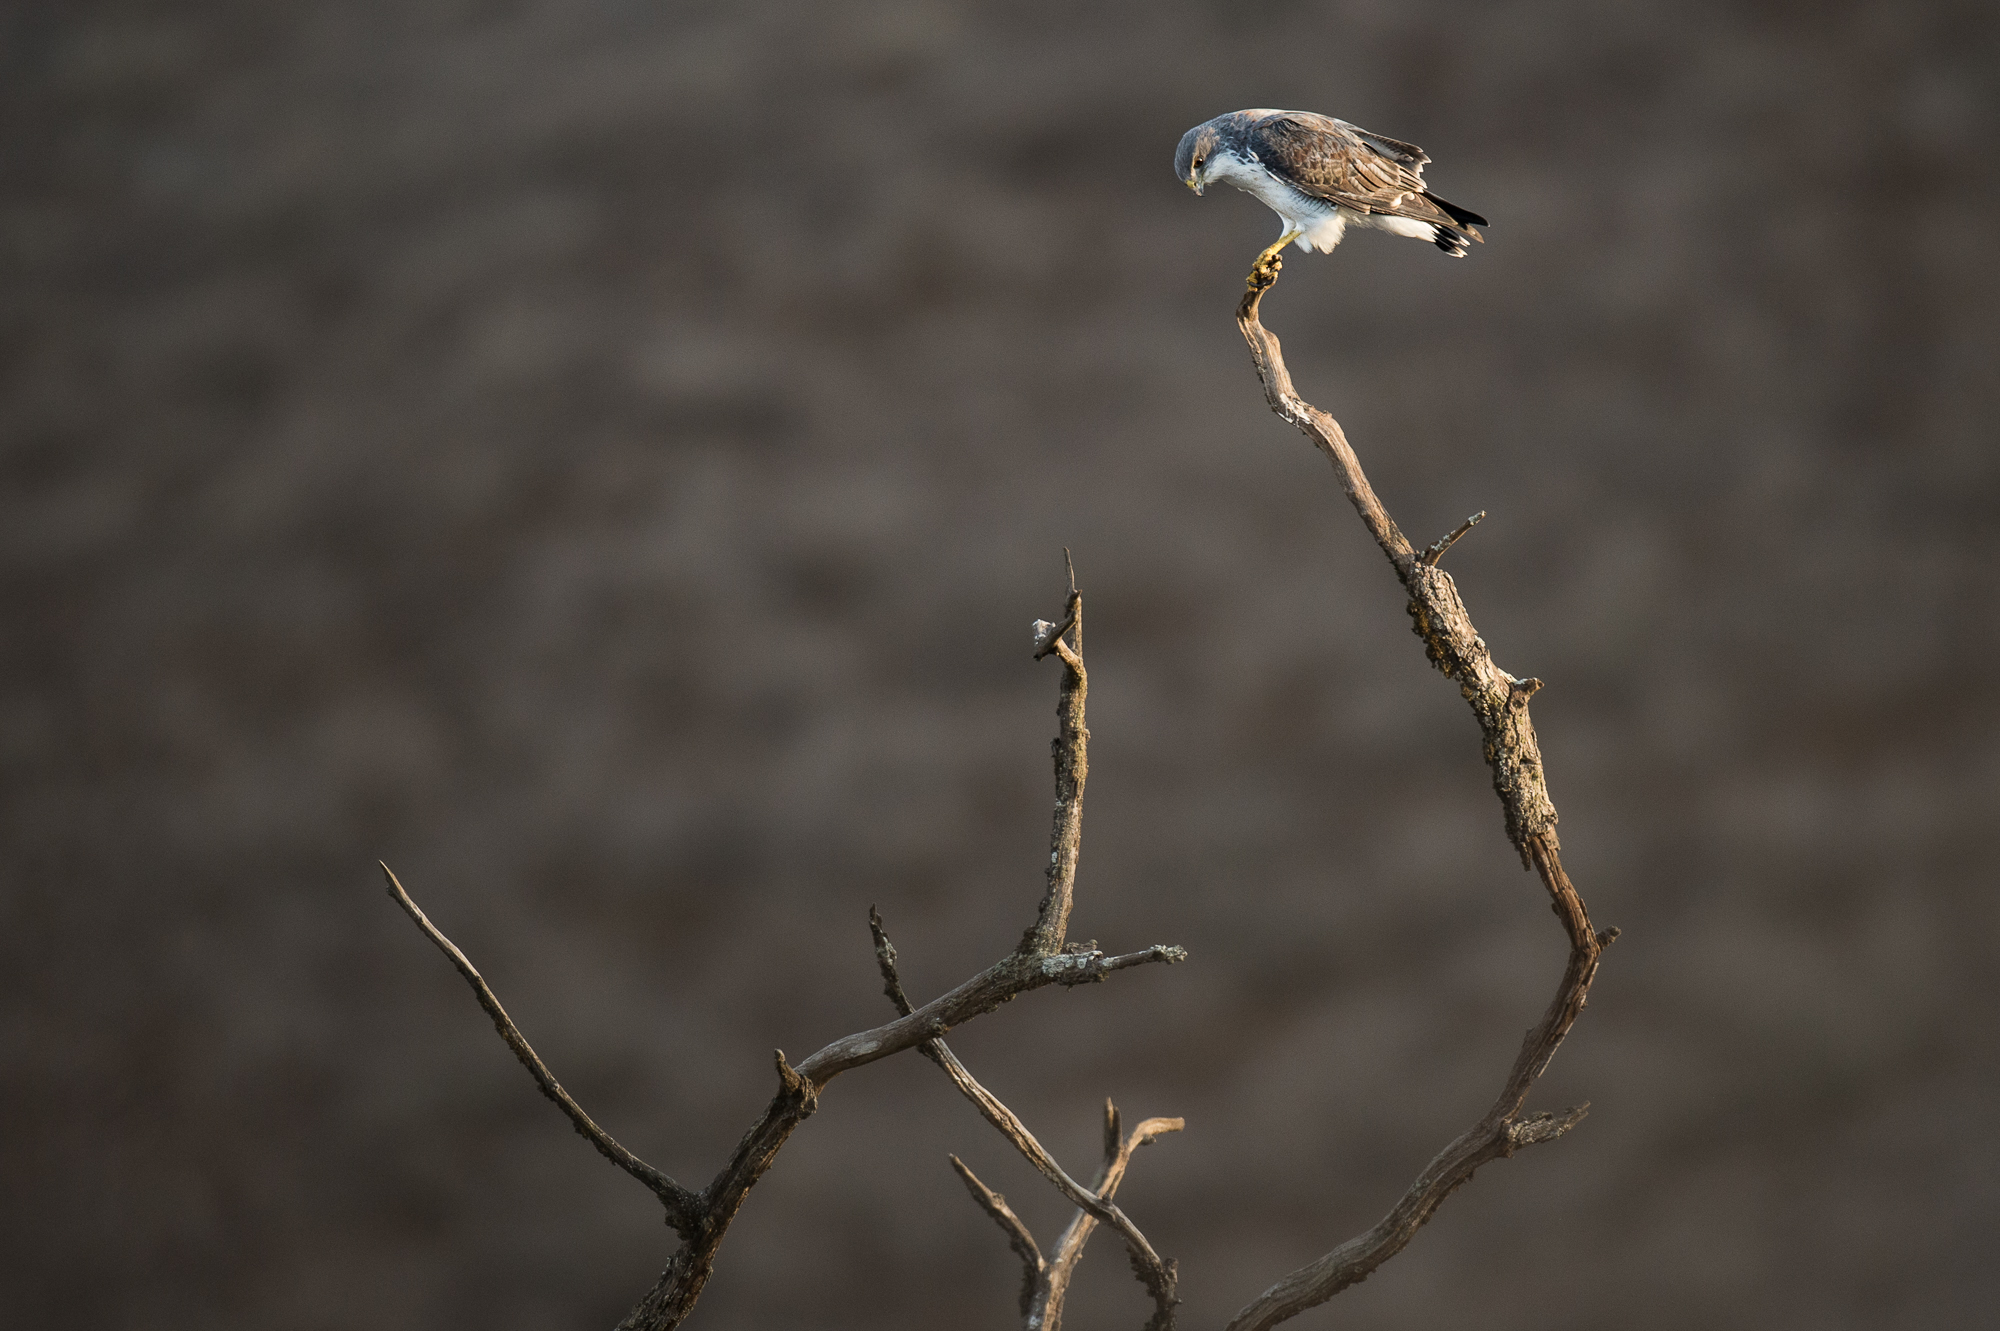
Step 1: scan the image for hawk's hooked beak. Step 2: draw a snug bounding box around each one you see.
[1185,176,1204,195]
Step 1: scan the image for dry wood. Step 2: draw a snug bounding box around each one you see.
[382,863,704,1237]
[1220,244,1614,1331]
[876,884,1184,1330]
[383,248,1610,1329]
[950,1105,1186,1331]
[383,580,1185,1331]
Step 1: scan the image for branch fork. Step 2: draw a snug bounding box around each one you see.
[380,249,1612,1331]
[384,577,1185,1330]
[874,904,1183,1330]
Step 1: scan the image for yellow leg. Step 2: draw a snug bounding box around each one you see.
[1247,229,1303,293]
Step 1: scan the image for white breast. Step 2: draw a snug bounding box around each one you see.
[1210,151,1351,253]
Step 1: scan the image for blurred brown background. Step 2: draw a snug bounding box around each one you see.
[5,1,1996,1327]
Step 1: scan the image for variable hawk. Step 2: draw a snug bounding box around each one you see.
[1175,109,1487,260]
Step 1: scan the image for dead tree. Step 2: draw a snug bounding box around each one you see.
[381,253,1612,1329]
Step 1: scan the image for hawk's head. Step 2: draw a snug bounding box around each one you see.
[1174,121,1224,194]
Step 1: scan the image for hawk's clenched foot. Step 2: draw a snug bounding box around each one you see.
[1247,229,1300,292]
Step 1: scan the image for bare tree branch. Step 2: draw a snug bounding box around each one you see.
[877,882,1182,1329]
[927,1038,1179,1330]
[378,862,704,1238]
[875,829,1181,1331]
[1034,1101,1185,1331]
[870,905,915,1017]
[388,573,1185,1331]
[385,238,1608,1326]
[1421,510,1486,567]
[1023,586,1086,954]
[1220,247,1613,1330]
[950,1154,1045,1318]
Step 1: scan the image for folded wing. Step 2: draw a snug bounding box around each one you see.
[1248,112,1486,235]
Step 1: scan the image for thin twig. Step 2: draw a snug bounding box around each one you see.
[927,1041,1179,1328]
[1421,510,1486,566]
[1224,251,1611,1330]
[1035,1102,1185,1331]
[379,862,705,1239]
[585,574,1177,1330]
[869,905,914,1017]
[1033,607,1078,660]
[874,907,1183,1331]
[1023,588,1087,954]
[950,1155,1044,1318]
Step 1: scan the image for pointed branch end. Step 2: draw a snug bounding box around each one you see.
[773,1049,819,1112]
[379,862,424,925]
[1421,510,1487,566]
[1505,1104,1589,1154]
[950,1153,1045,1281]
[867,906,916,1018]
[1044,943,1187,987]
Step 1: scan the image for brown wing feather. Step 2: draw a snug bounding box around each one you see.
[1249,112,1467,232]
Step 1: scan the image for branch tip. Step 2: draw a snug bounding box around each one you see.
[772,1049,817,1109]
[868,907,916,1018]
[1506,1104,1589,1153]
[379,861,702,1238]
[1422,510,1487,566]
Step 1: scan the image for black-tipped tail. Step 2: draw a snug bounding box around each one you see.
[1433,226,1475,257]
[1424,193,1488,228]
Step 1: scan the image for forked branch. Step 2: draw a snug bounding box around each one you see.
[950,1104,1186,1331]
[385,574,1184,1331]
[1221,249,1613,1329]
[382,245,1609,1328]
[876,895,1183,1330]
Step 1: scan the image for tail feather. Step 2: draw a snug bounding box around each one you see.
[1432,226,1474,257]
[1423,192,1488,228]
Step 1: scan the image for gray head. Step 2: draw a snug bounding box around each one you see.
[1173,110,1273,193]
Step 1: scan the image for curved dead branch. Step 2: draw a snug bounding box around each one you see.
[382,862,704,1237]
[1219,246,1613,1330]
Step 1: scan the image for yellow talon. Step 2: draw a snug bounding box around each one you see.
[1258,229,1304,266]
[1246,229,1303,292]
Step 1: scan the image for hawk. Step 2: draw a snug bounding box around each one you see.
[1175,109,1487,265]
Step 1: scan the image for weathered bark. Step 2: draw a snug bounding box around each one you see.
[384,254,1611,1330]
[1221,245,1612,1331]
[384,581,1185,1331]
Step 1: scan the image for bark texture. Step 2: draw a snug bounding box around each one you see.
[1220,247,1611,1330]
[385,583,1185,1331]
